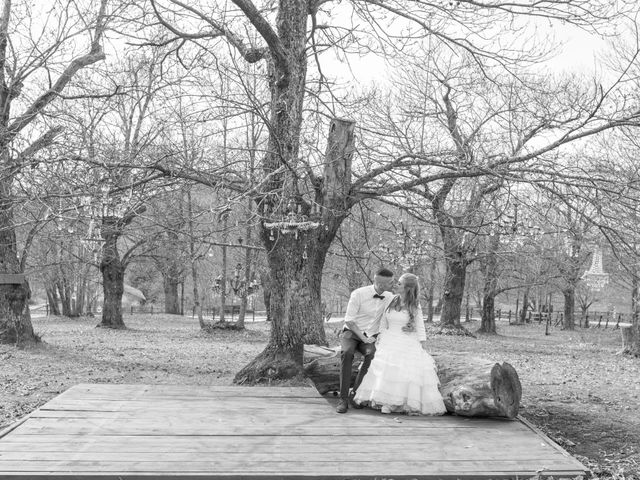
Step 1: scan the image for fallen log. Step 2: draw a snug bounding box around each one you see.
[303,344,522,419]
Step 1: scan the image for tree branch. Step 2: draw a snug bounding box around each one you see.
[230,0,289,77]
[155,0,269,63]
[13,125,64,169]
[5,0,108,141]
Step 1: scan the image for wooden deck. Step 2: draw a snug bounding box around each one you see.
[0,384,586,479]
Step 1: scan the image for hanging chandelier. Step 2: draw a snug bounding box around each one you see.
[264,200,320,240]
[581,245,610,291]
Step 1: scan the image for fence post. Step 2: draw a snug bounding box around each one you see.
[545,315,550,336]
[585,314,589,328]
[616,314,621,329]
[508,310,512,324]
[151,306,154,314]
[597,315,603,328]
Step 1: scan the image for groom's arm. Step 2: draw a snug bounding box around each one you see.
[343,290,360,333]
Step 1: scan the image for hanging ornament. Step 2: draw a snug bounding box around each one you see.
[582,245,610,291]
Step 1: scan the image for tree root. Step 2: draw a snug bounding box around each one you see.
[202,321,245,332]
[234,346,304,385]
[433,323,477,338]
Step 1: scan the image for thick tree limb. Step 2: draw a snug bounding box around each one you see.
[14,126,64,166]
[230,0,289,76]
[5,0,108,141]
[155,0,268,63]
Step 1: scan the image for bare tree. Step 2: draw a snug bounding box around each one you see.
[140,0,640,382]
[0,0,109,344]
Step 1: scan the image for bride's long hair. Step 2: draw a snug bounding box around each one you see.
[388,273,420,332]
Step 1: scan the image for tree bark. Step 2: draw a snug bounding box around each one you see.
[480,294,496,333]
[632,274,639,326]
[163,267,181,314]
[440,253,467,328]
[98,216,126,329]
[478,235,500,334]
[233,0,353,383]
[0,177,35,345]
[218,214,229,323]
[186,190,204,328]
[303,345,522,419]
[620,324,640,357]
[234,118,355,384]
[563,287,576,330]
[519,288,530,323]
[57,279,72,317]
[45,286,61,316]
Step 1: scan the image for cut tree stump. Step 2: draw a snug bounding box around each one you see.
[619,324,640,357]
[303,344,522,419]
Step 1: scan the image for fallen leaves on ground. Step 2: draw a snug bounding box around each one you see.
[1,314,638,479]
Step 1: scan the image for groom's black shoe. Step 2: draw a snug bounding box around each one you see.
[336,399,349,414]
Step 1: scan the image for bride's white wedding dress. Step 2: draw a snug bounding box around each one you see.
[353,306,447,415]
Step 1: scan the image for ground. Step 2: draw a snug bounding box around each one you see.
[0,314,638,479]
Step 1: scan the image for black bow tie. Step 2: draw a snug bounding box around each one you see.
[373,293,385,299]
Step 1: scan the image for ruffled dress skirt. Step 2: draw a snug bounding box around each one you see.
[353,328,447,415]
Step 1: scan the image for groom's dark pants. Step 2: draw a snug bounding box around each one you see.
[339,329,376,399]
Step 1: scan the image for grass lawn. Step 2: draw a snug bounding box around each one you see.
[1,313,639,479]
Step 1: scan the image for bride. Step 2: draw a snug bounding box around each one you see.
[353,272,447,415]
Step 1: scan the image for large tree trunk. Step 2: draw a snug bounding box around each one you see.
[620,324,640,357]
[163,268,180,315]
[0,177,36,345]
[440,253,467,327]
[218,214,229,323]
[632,274,639,325]
[519,288,530,323]
[234,118,355,384]
[45,286,61,316]
[185,189,205,328]
[480,294,496,333]
[98,217,126,329]
[621,275,640,356]
[57,279,72,317]
[235,233,330,383]
[232,0,355,383]
[303,345,521,419]
[563,287,576,330]
[478,235,499,334]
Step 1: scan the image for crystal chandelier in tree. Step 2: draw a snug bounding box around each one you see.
[581,245,610,291]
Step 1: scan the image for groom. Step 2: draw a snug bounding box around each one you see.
[336,268,394,414]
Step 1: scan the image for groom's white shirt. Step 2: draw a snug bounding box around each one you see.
[343,285,392,336]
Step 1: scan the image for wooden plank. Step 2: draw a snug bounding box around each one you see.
[64,383,322,398]
[0,447,577,461]
[0,459,585,474]
[0,434,563,453]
